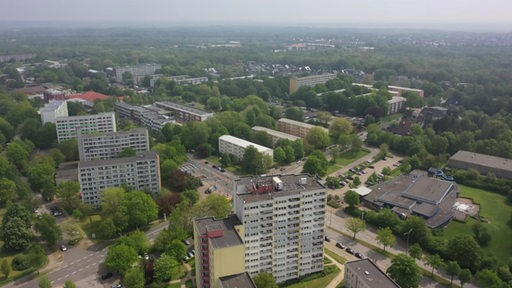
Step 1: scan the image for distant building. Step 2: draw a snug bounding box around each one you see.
[251,126,300,147]
[67,91,111,107]
[363,173,459,228]
[193,215,250,288]
[78,151,161,206]
[0,53,35,63]
[114,64,162,84]
[219,273,257,288]
[387,96,407,115]
[388,85,425,97]
[277,118,327,139]
[44,88,67,102]
[218,135,273,160]
[448,150,512,179]
[416,106,448,126]
[56,112,116,142]
[77,128,150,161]
[289,73,337,94]
[154,101,213,122]
[168,75,209,86]
[345,258,400,288]
[39,100,68,124]
[115,102,175,133]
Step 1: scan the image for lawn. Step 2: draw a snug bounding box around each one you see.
[168,283,181,288]
[335,150,369,166]
[444,184,512,261]
[283,266,340,288]
[325,248,347,264]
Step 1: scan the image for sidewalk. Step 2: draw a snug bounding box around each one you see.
[324,254,345,288]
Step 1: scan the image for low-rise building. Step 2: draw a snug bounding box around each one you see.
[115,102,175,133]
[56,112,116,143]
[251,126,300,147]
[448,150,512,179]
[387,96,407,115]
[78,151,161,206]
[345,258,400,288]
[277,118,327,139]
[39,100,68,124]
[218,135,273,160]
[77,128,150,161]
[289,73,337,94]
[388,85,425,97]
[155,101,213,122]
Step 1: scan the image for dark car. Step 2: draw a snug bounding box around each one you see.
[345,247,354,254]
[355,252,364,259]
[101,272,113,280]
[335,242,345,249]
[324,236,331,242]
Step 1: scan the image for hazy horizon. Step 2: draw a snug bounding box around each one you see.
[1,0,512,32]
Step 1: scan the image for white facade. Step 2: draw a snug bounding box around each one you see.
[277,118,327,139]
[233,174,326,283]
[155,101,213,122]
[40,100,68,124]
[251,126,300,148]
[77,128,150,161]
[289,73,337,94]
[218,135,273,160]
[78,151,161,206]
[387,96,407,115]
[56,112,116,142]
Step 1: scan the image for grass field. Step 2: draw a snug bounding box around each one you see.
[335,150,369,166]
[325,248,347,264]
[283,266,340,288]
[444,184,512,261]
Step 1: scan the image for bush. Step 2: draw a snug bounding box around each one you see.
[12,255,31,271]
[343,206,362,218]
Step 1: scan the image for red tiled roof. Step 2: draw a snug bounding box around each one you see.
[68,91,110,102]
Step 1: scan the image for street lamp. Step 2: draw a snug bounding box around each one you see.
[404,228,413,255]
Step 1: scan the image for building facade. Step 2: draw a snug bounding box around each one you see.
[233,174,326,283]
[78,151,161,206]
[387,96,407,115]
[114,64,162,84]
[289,73,337,94]
[194,215,254,288]
[115,102,175,133]
[345,259,400,288]
[277,118,326,139]
[251,126,300,148]
[388,85,425,97]
[218,135,273,160]
[39,100,68,124]
[154,101,213,122]
[77,128,150,161]
[56,112,116,143]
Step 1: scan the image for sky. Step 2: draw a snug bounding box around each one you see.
[1,0,511,30]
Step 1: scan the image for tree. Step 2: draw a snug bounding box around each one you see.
[167,239,187,261]
[1,259,10,279]
[425,254,444,277]
[445,235,481,271]
[1,217,32,251]
[352,176,362,187]
[123,267,145,288]
[64,280,77,288]
[241,146,266,175]
[459,268,472,288]
[154,253,180,282]
[345,218,366,240]
[34,214,62,247]
[285,107,304,122]
[117,230,151,255]
[56,181,81,214]
[344,190,360,207]
[39,276,52,288]
[476,269,506,288]
[376,227,396,252]
[408,243,422,260]
[446,261,461,286]
[387,254,422,288]
[191,194,232,219]
[329,118,353,140]
[105,244,139,274]
[472,222,492,247]
[305,127,330,150]
[0,178,17,205]
[121,191,159,230]
[253,272,278,288]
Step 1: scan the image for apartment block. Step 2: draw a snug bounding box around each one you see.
[233,174,326,283]
[39,100,68,124]
[194,215,256,288]
[154,101,213,122]
[387,96,407,115]
[115,102,175,133]
[77,128,150,161]
[78,151,161,206]
[114,64,162,84]
[251,126,300,148]
[56,112,116,143]
[388,85,425,97]
[345,259,400,288]
[289,73,337,94]
[218,135,273,161]
[278,118,327,139]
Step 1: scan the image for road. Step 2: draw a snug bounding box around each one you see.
[6,220,169,288]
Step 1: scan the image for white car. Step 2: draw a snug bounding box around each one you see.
[60,245,67,252]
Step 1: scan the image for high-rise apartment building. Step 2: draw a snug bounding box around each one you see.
[39,100,69,124]
[289,73,337,94]
[77,128,150,161]
[56,112,116,142]
[233,174,326,283]
[78,151,161,206]
[218,135,273,160]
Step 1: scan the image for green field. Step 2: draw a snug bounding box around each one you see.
[335,150,369,166]
[283,266,340,288]
[325,248,347,264]
[444,184,512,261]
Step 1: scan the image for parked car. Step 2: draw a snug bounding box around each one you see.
[101,272,113,280]
[355,252,364,259]
[324,236,331,242]
[183,239,191,246]
[111,284,122,288]
[60,244,67,252]
[345,247,354,254]
[335,242,345,249]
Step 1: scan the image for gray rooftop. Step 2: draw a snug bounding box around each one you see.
[252,126,300,141]
[155,101,213,116]
[78,150,158,168]
[235,174,325,204]
[346,259,400,288]
[194,214,243,249]
[449,150,512,172]
[78,127,148,139]
[40,100,66,112]
[219,272,256,288]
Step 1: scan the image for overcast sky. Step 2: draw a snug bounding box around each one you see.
[1,0,511,30]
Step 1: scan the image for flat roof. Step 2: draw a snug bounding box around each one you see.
[293,73,336,80]
[40,100,66,112]
[278,118,316,129]
[219,272,256,288]
[346,259,400,288]
[449,150,512,172]
[155,101,213,116]
[78,150,158,168]
[194,214,243,249]
[57,112,115,122]
[219,135,273,153]
[388,96,407,103]
[402,176,453,205]
[78,127,148,139]
[235,174,325,204]
[252,126,300,141]
[388,85,424,92]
